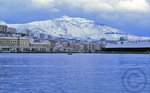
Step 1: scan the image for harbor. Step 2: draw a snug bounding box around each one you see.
[0,25,150,53]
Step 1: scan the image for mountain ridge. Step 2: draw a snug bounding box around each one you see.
[0,16,150,40]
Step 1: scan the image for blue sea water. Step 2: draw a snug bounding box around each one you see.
[0,54,150,93]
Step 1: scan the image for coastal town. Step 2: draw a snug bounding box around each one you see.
[0,25,105,53]
[1,24,150,53]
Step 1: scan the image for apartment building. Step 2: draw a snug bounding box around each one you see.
[0,25,7,33]
[30,42,51,52]
[0,37,30,52]
[0,37,29,47]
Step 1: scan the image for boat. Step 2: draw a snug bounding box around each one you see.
[67,52,73,55]
[103,41,150,53]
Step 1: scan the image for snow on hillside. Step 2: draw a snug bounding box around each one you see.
[0,21,6,25]
[1,16,150,40]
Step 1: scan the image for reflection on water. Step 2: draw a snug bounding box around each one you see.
[0,54,150,93]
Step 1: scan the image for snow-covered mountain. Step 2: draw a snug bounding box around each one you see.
[1,16,150,40]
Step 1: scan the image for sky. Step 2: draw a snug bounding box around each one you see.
[0,0,150,36]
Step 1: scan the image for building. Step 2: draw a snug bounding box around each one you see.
[0,37,29,47]
[53,43,64,52]
[0,25,7,33]
[0,37,30,52]
[30,42,51,52]
[62,42,69,49]
[78,44,85,52]
[0,25,8,37]
[7,27,17,33]
[0,36,52,52]
[68,42,76,52]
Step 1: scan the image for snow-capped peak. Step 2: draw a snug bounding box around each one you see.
[0,21,6,25]
[1,16,150,40]
[54,15,94,24]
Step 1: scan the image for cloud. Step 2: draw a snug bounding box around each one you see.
[2,0,147,14]
[37,0,149,13]
[30,0,114,13]
[31,0,55,9]
[30,0,61,12]
[117,0,150,13]
[59,0,114,13]
[82,1,114,13]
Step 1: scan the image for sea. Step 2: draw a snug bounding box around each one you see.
[0,53,150,93]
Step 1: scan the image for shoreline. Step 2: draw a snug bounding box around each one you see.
[0,51,149,54]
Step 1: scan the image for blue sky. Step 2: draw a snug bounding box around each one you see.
[0,0,150,36]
